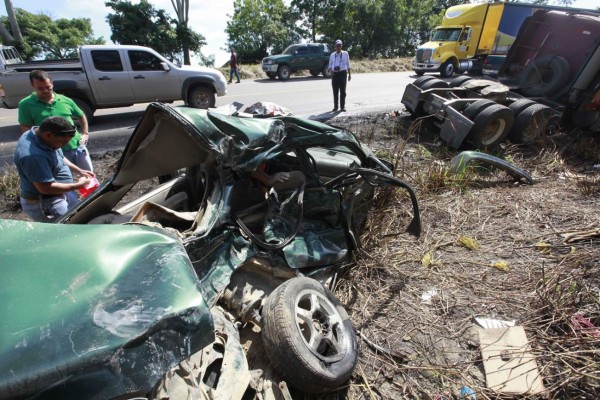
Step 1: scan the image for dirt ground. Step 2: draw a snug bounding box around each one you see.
[1,111,599,399]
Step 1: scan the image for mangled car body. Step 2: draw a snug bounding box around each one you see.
[0,103,421,398]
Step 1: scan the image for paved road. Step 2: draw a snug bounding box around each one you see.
[0,71,418,169]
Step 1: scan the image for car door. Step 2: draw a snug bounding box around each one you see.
[307,45,323,69]
[126,49,181,102]
[290,45,309,70]
[85,49,135,105]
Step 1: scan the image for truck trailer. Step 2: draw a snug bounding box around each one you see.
[402,10,600,151]
[412,2,596,78]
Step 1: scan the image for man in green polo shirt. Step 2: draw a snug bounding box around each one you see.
[18,70,94,172]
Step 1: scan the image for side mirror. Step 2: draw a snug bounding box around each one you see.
[160,62,170,71]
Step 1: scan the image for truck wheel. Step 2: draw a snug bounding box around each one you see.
[309,69,320,77]
[508,99,537,118]
[188,86,215,109]
[72,98,95,124]
[262,277,358,393]
[519,55,570,97]
[449,75,472,88]
[469,104,514,151]
[509,104,555,143]
[463,99,496,120]
[419,78,450,90]
[266,72,276,80]
[414,70,425,76]
[278,65,291,80]
[439,60,455,78]
[322,64,332,78]
[412,75,436,88]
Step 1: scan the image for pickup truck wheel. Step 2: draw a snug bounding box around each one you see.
[277,65,291,81]
[439,60,455,78]
[72,98,95,123]
[266,72,276,80]
[509,104,555,143]
[262,277,357,393]
[449,75,472,88]
[322,65,332,78]
[309,69,320,77]
[469,104,514,151]
[519,55,570,97]
[189,86,215,109]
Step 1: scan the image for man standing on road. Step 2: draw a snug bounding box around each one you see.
[18,70,94,172]
[228,48,241,84]
[14,116,94,222]
[328,39,352,112]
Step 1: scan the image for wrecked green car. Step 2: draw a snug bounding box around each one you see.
[0,103,420,398]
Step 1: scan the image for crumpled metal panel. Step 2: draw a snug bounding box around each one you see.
[0,219,213,399]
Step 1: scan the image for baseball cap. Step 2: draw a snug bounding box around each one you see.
[335,39,342,46]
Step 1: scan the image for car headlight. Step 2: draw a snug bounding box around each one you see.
[263,59,273,65]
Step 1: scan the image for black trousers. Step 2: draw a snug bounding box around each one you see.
[331,70,347,108]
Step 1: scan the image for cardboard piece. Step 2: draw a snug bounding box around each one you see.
[131,202,197,231]
[478,326,545,395]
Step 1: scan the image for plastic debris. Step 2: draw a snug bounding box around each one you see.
[475,317,516,329]
[460,386,476,399]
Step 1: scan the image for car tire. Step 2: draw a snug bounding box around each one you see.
[509,103,555,143]
[439,59,455,78]
[72,98,95,124]
[322,64,332,78]
[469,104,514,151]
[309,69,320,77]
[262,277,358,393]
[419,78,450,90]
[278,65,291,80]
[266,72,276,80]
[449,75,472,88]
[188,86,215,108]
[519,55,570,97]
[412,75,436,88]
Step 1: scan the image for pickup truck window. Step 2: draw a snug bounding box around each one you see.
[309,45,322,54]
[91,50,123,72]
[129,50,163,71]
[296,47,309,55]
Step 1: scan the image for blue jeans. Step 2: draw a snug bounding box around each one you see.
[63,145,93,172]
[20,192,79,222]
[229,68,240,83]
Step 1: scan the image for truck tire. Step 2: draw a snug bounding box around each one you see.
[188,86,215,108]
[439,59,455,78]
[419,78,450,91]
[414,70,425,76]
[469,104,514,151]
[322,64,332,78]
[509,103,555,143]
[508,99,537,118]
[449,75,472,88]
[413,75,436,88]
[262,277,358,393]
[463,99,496,120]
[519,55,570,97]
[266,72,276,80]
[309,69,320,77]
[72,98,95,123]
[278,65,291,80]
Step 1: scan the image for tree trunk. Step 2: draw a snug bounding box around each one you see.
[0,23,14,43]
[5,0,23,43]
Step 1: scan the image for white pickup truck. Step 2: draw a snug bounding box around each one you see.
[0,45,227,120]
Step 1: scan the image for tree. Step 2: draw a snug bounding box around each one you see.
[106,0,205,65]
[290,0,335,42]
[3,0,22,43]
[170,0,192,65]
[0,9,104,60]
[225,0,301,63]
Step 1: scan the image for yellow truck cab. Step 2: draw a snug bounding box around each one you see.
[411,2,577,78]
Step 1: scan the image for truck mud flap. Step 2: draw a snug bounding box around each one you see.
[439,107,474,149]
[449,151,534,184]
[401,83,422,114]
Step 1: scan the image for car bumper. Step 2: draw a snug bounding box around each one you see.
[262,64,278,72]
[412,62,441,72]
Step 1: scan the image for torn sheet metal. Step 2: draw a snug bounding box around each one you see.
[0,219,213,399]
[449,151,534,184]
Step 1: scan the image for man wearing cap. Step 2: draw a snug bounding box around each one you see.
[327,39,352,112]
[14,116,94,222]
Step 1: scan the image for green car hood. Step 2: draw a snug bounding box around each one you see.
[0,219,213,399]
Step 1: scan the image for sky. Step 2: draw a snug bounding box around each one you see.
[1,0,599,67]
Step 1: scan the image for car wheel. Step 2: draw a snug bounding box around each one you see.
[266,72,276,80]
[309,69,320,77]
[449,75,472,88]
[278,65,291,80]
[72,98,95,124]
[509,103,555,143]
[412,75,436,88]
[519,55,570,97]
[188,86,215,108]
[262,277,358,393]
[469,104,514,151]
[322,64,332,78]
[439,60,455,78]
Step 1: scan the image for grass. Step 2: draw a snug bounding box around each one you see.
[0,165,19,201]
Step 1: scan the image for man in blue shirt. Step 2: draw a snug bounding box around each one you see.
[14,116,95,222]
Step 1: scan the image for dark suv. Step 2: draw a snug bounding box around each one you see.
[262,43,332,80]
